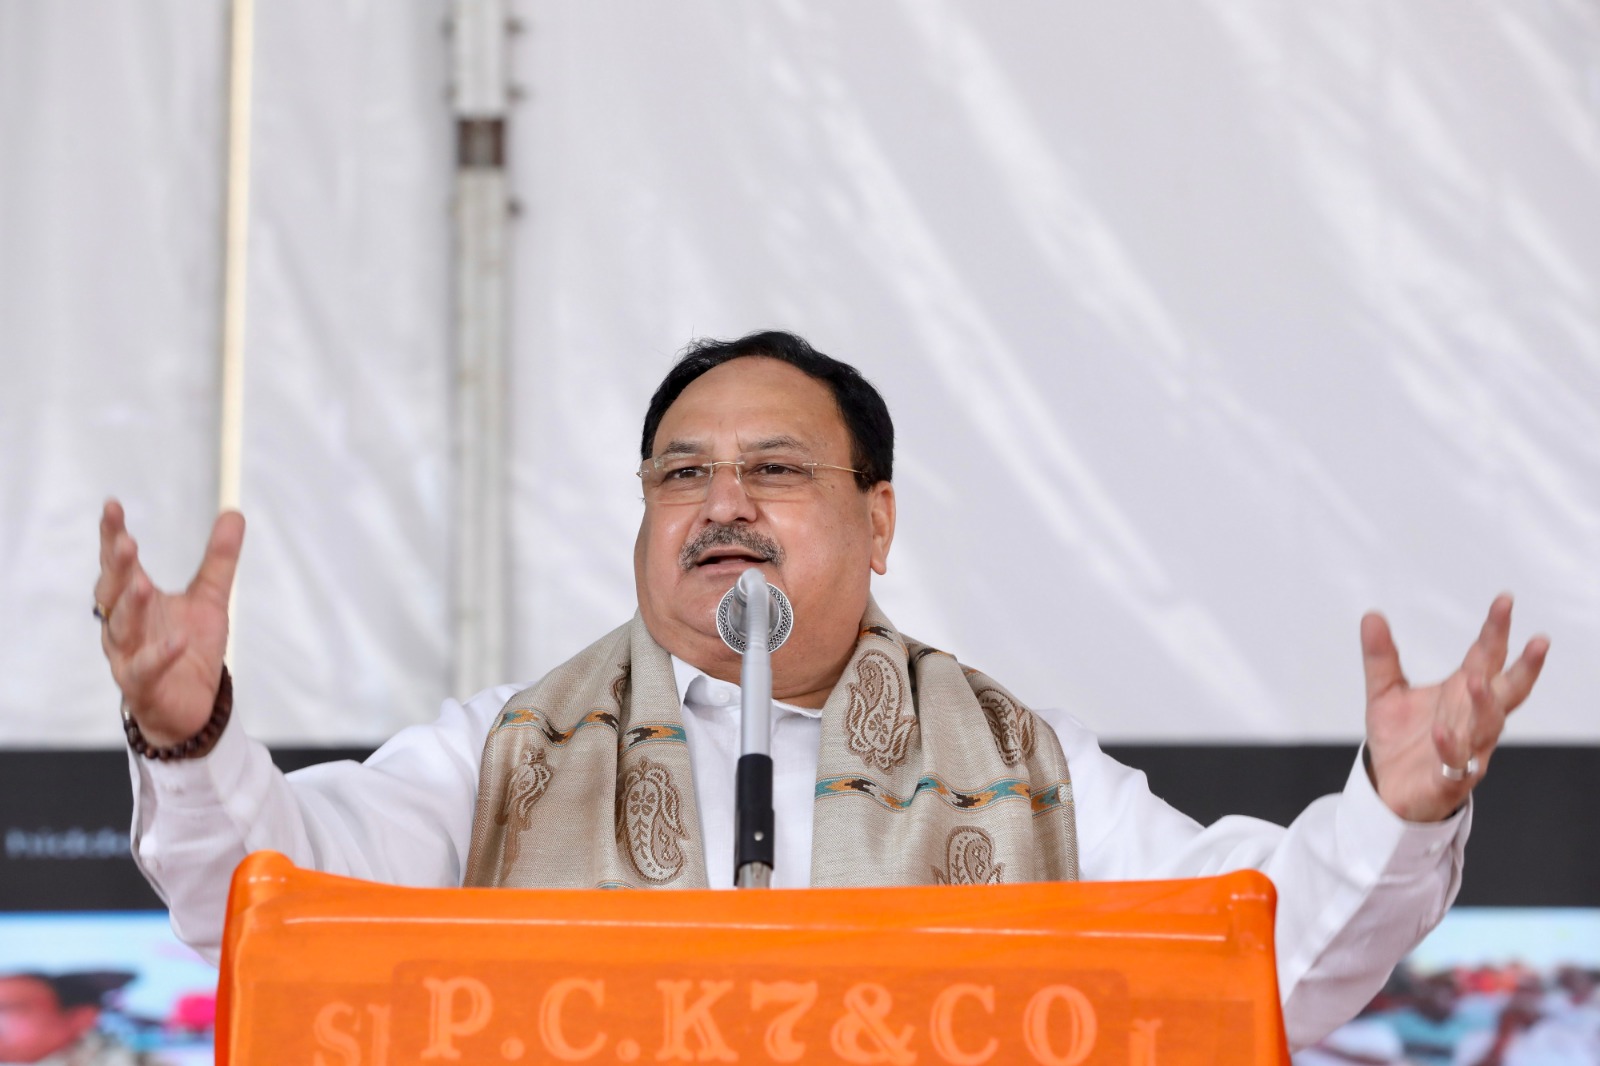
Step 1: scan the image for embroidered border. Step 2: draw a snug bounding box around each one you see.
[622,722,688,752]
[494,707,618,745]
[1028,783,1074,818]
[816,774,1071,818]
[494,708,687,752]
[859,624,900,646]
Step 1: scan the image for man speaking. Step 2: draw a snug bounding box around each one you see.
[93,331,1548,1049]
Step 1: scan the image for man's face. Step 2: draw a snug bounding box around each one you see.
[0,978,96,1063]
[634,357,894,705]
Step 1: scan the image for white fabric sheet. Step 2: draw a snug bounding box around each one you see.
[3,4,1598,745]
[229,0,455,742]
[507,2,1600,742]
[0,2,227,744]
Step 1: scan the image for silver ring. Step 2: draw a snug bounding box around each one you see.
[1440,755,1480,782]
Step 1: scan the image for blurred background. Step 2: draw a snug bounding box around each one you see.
[1,2,1596,1062]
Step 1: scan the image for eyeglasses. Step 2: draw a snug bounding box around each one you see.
[637,451,866,503]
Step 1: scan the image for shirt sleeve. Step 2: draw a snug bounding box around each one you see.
[128,683,519,964]
[1037,708,1469,1052]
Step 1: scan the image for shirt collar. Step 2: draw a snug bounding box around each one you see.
[669,655,821,719]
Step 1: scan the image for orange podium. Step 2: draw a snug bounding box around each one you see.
[218,851,1290,1065]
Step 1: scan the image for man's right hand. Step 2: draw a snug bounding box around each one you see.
[95,499,245,747]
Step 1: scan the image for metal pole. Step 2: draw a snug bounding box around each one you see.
[734,569,775,888]
[449,0,512,697]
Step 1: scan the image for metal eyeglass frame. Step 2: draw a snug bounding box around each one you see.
[636,454,866,501]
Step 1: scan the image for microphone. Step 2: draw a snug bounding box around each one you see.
[715,569,791,889]
[715,575,793,654]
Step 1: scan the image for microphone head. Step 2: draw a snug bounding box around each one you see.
[716,580,794,654]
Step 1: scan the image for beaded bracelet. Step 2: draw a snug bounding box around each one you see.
[122,666,233,761]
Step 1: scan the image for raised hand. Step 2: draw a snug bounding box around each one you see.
[95,499,245,747]
[1362,594,1549,823]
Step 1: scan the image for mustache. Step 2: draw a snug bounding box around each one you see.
[679,525,785,572]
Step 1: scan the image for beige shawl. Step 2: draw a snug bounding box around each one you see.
[463,600,1078,889]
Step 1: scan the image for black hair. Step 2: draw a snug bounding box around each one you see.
[5,971,134,1010]
[639,331,894,489]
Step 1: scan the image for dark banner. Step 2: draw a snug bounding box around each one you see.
[2,745,1595,911]
[0,748,367,912]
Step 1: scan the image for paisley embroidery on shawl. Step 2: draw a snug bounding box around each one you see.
[845,649,916,771]
[616,755,688,884]
[494,747,553,870]
[978,687,1036,767]
[933,826,1005,885]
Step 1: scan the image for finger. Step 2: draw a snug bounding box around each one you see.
[1463,593,1513,677]
[95,527,129,604]
[121,632,188,697]
[106,571,153,652]
[1432,677,1481,771]
[1360,612,1407,701]
[1431,675,1470,767]
[1434,670,1502,770]
[93,531,143,619]
[98,498,126,573]
[1493,635,1550,715]
[1465,668,1505,756]
[188,511,245,603]
[1433,713,1491,781]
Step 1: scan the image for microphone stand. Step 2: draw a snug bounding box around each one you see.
[732,568,775,889]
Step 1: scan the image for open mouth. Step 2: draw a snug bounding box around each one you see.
[694,549,769,568]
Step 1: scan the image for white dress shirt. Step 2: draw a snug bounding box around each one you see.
[673,656,821,889]
[129,661,1468,1050]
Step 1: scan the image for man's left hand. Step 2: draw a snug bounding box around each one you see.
[1362,594,1549,823]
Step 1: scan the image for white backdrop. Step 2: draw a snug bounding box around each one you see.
[2,1,1596,746]
[1,2,229,737]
